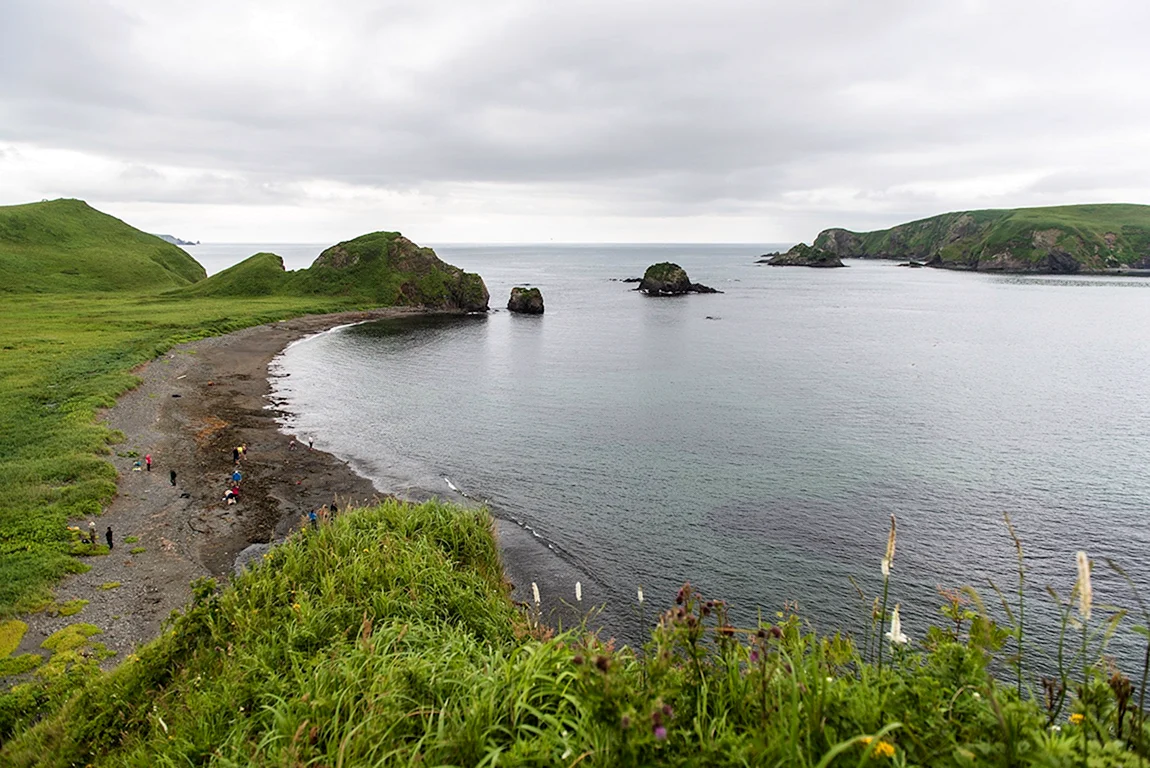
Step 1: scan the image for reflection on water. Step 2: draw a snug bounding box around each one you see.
[273,248,1150,663]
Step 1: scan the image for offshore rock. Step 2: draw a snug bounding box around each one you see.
[508,286,545,314]
[764,243,845,268]
[637,262,721,295]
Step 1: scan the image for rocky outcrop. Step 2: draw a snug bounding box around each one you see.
[808,204,1150,273]
[312,233,489,311]
[507,286,544,314]
[761,243,845,268]
[637,262,721,295]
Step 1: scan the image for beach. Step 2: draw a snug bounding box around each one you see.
[15,309,436,663]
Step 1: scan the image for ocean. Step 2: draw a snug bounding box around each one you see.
[205,243,1150,664]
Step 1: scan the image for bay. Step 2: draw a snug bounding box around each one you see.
[266,244,1150,665]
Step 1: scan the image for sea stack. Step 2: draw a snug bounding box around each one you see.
[637,262,720,295]
[507,286,545,314]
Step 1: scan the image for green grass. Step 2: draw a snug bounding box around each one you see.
[0,292,360,617]
[51,600,87,618]
[0,620,27,658]
[0,199,205,294]
[128,547,145,555]
[98,583,120,591]
[178,232,489,310]
[814,203,1150,269]
[122,537,138,545]
[2,498,1147,766]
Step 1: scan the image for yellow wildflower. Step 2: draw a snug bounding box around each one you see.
[873,741,896,758]
[1069,713,1084,725]
[859,736,873,746]
[292,603,301,612]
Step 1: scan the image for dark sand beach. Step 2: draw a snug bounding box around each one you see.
[16,309,438,663]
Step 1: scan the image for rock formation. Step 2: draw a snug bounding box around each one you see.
[637,262,721,295]
[507,286,545,314]
[760,243,845,268]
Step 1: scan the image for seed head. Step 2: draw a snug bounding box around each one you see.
[595,655,610,673]
[1076,551,1092,622]
[531,582,540,606]
[637,586,644,604]
[575,581,582,602]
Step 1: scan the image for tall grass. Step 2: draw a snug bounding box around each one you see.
[4,498,1150,766]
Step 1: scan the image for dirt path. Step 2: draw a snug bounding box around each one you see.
[17,309,426,665]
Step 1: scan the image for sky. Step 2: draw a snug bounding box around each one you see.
[1,0,1148,244]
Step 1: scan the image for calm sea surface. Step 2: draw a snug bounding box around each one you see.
[247,243,1150,664]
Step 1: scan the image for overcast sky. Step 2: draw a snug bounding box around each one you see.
[1,0,1147,243]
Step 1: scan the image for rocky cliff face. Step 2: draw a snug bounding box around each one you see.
[810,205,1150,273]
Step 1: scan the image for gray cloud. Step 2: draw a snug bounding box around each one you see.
[2,0,1149,237]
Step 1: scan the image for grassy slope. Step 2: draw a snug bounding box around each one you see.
[0,293,358,615]
[3,498,1145,766]
[814,203,1150,269]
[182,232,490,310]
[0,200,206,293]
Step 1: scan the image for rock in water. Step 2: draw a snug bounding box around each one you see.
[637,262,721,295]
[765,243,845,268]
[508,286,545,314]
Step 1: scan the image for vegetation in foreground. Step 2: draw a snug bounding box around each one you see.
[813,203,1150,271]
[2,499,1148,766]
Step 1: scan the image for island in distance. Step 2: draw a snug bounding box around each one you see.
[154,233,200,246]
[808,203,1150,273]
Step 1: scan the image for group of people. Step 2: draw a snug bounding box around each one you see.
[81,520,113,549]
[307,502,338,529]
[223,445,246,505]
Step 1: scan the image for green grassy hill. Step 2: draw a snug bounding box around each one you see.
[813,203,1150,272]
[0,200,206,293]
[182,232,490,311]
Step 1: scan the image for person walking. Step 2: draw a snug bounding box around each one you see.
[145,454,152,472]
[170,469,177,486]
[105,526,113,550]
[232,468,242,484]
[88,520,97,545]
[308,438,314,451]
[233,446,240,463]
[308,509,318,529]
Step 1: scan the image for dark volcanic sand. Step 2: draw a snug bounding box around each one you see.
[16,310,430,664]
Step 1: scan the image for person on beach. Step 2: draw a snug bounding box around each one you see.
[105,526,113,549]
[308,509,318,529]
[224,489,236,505]
[233,447,240,463]
[145,453,152,472]
[308,438,313,451]
[289,438,297,451]
[170,469,177,486]
[132,460,142,471]
[88,521,97,544]
[232,468,242,484]
[239,445,246,460]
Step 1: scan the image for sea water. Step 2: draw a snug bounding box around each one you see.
[261,244,1150,664]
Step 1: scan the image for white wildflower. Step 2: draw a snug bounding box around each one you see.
[1076,551,1092,622]
[885,603,908,645]
[531,582,540,606]
[575,581,582,602]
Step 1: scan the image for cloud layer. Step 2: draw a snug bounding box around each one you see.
[2,0,1148,241]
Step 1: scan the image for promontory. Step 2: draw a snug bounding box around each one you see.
[810,203,1150,273]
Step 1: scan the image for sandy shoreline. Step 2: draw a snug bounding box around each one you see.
[16,309,438,664]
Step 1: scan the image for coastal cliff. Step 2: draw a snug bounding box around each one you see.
[812,203,1150,273]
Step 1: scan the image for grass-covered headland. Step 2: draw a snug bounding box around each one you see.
[2,501,1149,766]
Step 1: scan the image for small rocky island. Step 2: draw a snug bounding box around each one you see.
[757,243,845,268]
[637,262,720,295]
[507,286,544,314]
